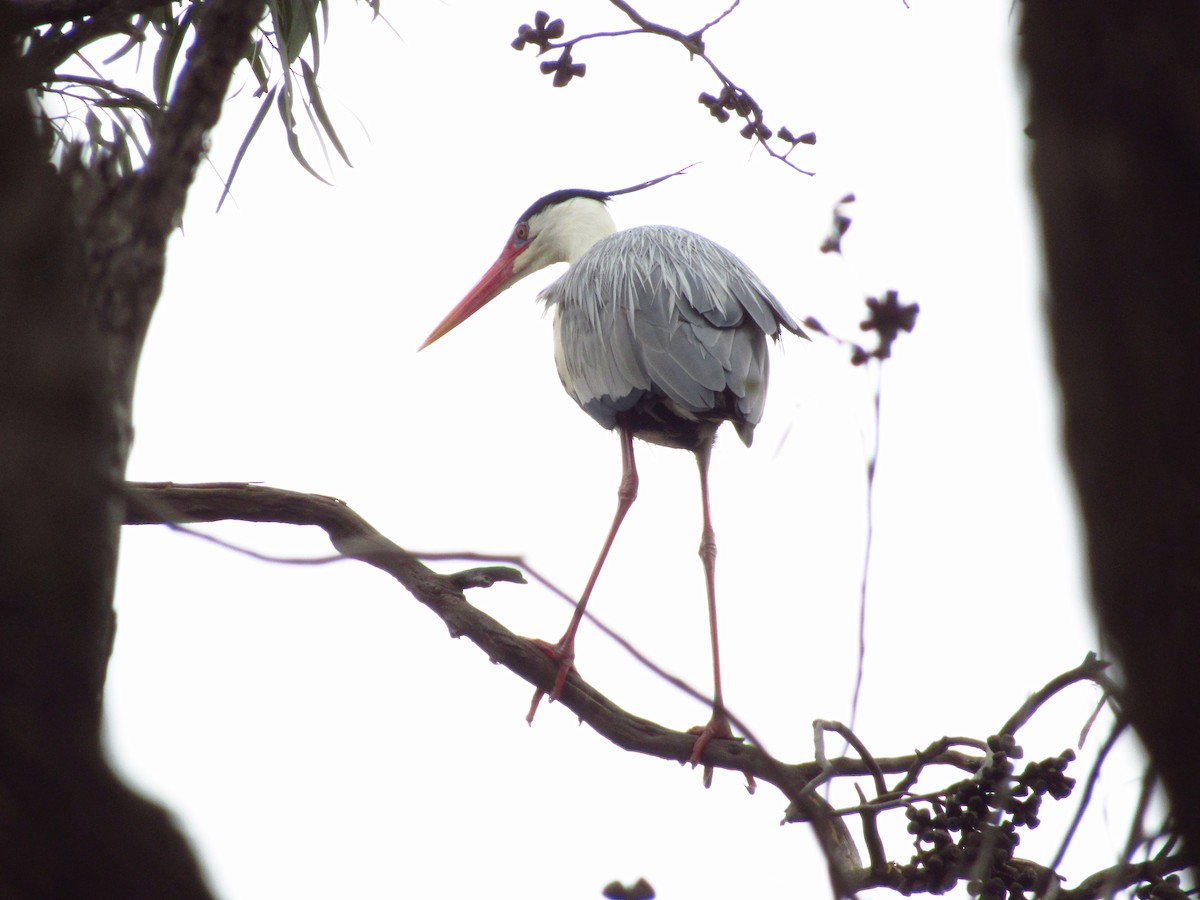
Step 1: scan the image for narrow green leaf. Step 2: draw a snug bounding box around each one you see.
[303,0,320,73]
[318,0,329,40]
[265,0,292,70]
[103,15,146,65]
[287,14,310,63]
[114,129,133,175]
[152,7,193,107]
[271,0,310,64]
[301,59,350,166]
[107,104,149,167]
[247,39,270,95]
[300,98,332,170]
[147,3,170,35]
[85,110,102,141]
[266,0,287,45]
[84,109,103,148]
[90,86,157,115]
[217,86,276,212]
[276,81,331,184]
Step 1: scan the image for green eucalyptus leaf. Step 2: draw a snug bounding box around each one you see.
[300,58,349,166]
[246,39,270,95]
[271,0,309,64]
[276,81,330,184]
[84,109,103,147]
[103,16,147,65]
[217,85,277,212]
[115,130,133,175]
[302,0,320,73]
[152,7,193,106]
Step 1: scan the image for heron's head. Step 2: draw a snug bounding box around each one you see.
[419,189,617,350]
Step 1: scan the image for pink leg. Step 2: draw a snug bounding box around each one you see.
[687,439,737,776]
[527,424,639,722]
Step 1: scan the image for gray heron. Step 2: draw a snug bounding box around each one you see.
[421,174,806,770]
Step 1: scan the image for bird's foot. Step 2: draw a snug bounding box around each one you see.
[687,715,755,792]
[525,637,577,724]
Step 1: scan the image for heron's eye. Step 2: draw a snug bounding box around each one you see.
[514,222,530,242]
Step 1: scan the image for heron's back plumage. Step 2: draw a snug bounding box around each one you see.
[542,225,803,451]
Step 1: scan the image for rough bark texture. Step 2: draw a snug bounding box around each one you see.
[1022,1,1200,867]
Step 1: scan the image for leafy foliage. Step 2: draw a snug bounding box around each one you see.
[21,0,357,202]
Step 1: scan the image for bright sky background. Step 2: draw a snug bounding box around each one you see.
[102,1,1144,897]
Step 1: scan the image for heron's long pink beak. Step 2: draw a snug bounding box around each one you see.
[419,242,528,350]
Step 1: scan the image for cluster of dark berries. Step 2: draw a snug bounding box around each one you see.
[854,290,920,364]
[1008,746,1077,828]
[777,125,817,146]
[511,11,584,87]
[698,86,765,135]
[698,89,817,147]
[512,10,564,51]
[602,878,655,900]
[538,48,584,87]
[820,193,855,255]
[894,737,1076,899]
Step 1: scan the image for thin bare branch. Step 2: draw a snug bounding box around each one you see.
[697,0,741,36]
[1047,720,1128,876]
[997,652,1113,737]
[514,4,816,175]
[1058,853,1191,900]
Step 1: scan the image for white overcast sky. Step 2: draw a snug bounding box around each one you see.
[103,2,1144,898]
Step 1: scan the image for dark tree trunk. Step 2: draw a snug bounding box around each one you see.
[0,0,264,891]
[0,23,215,900]
[1022,1,1200,868]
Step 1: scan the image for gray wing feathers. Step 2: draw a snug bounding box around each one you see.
[543,225,796,440]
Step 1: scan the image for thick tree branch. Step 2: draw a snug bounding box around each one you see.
[125,480,865,888]
[124,482,827,780]
[18,0,167,83]
[8,0,166,28]
[124,483,1178,897]
[123,483,978,786]
[63,0,266,453]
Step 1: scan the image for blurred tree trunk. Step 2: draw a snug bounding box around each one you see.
[0,0,261,891]
[1023,1,1200,868]
[0,35,214,900]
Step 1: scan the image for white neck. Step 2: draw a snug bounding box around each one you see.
[536,197,617,264]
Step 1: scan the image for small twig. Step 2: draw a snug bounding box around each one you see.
[815,720,888,798]
[164,520,347,565]
[445,566,527,590]
[697,0,741,35]
[1061,852,1190,900]
[855,782,889,877]
[848,364,882,732]
[998,652,1112,737]
[52,72,158,111]
[1111,766,1159,894]
[1047,720,1128,878]
[516,3,815,176]
[893,736,990,793]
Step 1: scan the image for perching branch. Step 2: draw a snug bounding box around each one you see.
[123,480,863,892]
[124,482,1187,899]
